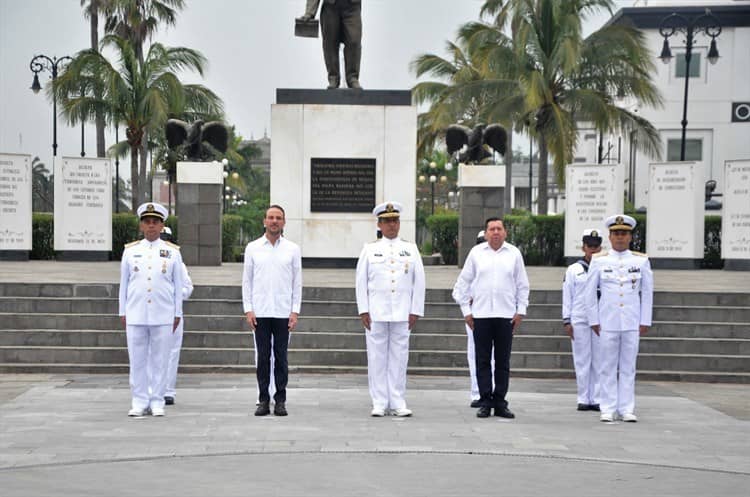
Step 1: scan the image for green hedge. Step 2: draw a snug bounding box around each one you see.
[31,213,240,262]
[426,213,459,265]
[504,215,566,266]
[418,213,725,267]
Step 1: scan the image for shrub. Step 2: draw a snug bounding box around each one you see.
[31,213,54,260]
[426,213,459,265]
[504,215,565,266]
[222,215,243,262]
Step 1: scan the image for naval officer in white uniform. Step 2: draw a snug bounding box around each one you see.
[159,227,193,406]
[356,201,425,417]
[119,202,184,417]
[562,228,602,411]
[585,214,653,423]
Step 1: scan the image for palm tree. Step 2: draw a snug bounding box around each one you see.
[105,0,185,64]
[416,0,663,215]
[31,157,54,212]
[53,34,224,211]
[472,0,662,214]
[80,0,111,158]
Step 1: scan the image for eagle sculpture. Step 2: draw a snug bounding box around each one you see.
[165,119,229,161]
[445,123,507,164]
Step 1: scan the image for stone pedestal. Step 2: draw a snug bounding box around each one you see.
[722,159,750,271]
[647,162,704,269]
[270,89,417,266]
[457,165,505,267]
[177,162,223,266]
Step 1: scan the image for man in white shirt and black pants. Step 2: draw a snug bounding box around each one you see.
[242,205,302,417]
[453,218,530,419]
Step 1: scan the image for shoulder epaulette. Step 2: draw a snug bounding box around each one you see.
[631,250,648,257]
[165,241,181,249]
[124,240,139,248]
[593,250,608,258]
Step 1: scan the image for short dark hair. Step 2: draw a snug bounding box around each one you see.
[485,217,503,229]
[266,204,285,218]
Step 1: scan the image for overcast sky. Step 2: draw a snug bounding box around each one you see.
[0,0,630,176]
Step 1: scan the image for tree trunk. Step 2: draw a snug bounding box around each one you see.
[503,129,513,214]
[139,131,149,203]
[89,5,107,158]
[537,135,549,215]
[130,145,140,212]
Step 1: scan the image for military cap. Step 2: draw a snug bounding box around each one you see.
[137,202,168,222]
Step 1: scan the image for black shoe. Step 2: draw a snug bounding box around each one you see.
[347,78,362,89]
[274,402,288,416]
[494,406,515,419]
[327,77,340,89]
[164,396,174,406]
[254,401,270,416]
[476,406,491,418]
[589,404,601,412]
[577,403,589,411]
[470,400,481,408]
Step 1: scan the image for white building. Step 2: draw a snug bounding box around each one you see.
[574,1,750,211]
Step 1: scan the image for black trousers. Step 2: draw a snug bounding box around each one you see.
[255,318,290,403]
[320,0,362,84]
[473,318,513,408]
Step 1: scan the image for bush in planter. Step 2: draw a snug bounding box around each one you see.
[504,214,564,266]
[426,213,458,265]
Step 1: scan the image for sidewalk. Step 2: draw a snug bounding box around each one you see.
[0,374,748,496]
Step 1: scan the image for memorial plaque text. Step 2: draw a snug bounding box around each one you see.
[310,158,375,212]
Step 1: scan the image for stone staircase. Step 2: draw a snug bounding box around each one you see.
[0,282,749,382]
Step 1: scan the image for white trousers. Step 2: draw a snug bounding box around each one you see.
[126,324,172,411]
[466,324,494,401]
[598,329,639,416]
[571,323,601,405]
[164,319,184,398]
[366,321,410,410]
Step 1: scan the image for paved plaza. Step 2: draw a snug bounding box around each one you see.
[1,261,748,495]
[1,373,748,496]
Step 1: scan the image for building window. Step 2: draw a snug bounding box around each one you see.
[675,52,701,78]
[667,138,702,161]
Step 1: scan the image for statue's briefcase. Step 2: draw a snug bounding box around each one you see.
[295,18,319,38]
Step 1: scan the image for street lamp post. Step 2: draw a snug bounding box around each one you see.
[29,54,73,162]
[658,9,721,161]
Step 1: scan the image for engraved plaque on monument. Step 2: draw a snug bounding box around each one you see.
[0,153,32,258]
[647,161,703,267]
[722,159,750,269]
[54,157,112,259]
[310,158,376,212]
[565,163,624,256]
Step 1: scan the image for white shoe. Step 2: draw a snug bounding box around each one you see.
[370,407,386,417]
[151,407,165,417]
[392,407,413,417]
[622,412,638,422]
[128,408,147,418]
[600,412,615,423]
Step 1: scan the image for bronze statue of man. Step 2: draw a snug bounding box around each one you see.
[298,0,362,89]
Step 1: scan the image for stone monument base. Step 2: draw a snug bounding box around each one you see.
[271,88,417,264]
[724,259,750,271]
[457,165,505,267]
[177,162,223,266]
[650,258,702,270]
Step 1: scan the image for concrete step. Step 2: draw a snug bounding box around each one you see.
[3,329,750,356]
[2,312,748,339]
[2,282,748,307]
[1,345,748,373]
[2,297,747,323]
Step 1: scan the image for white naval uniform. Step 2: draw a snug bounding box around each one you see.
[562,259,600,406]
[585,249,653,417]
[356,237,425,411]
[119,238,184,412]
[164,263,193,399]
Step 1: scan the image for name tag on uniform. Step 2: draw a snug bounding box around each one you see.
[159,249,171,259]
[603,268,613,273]
[373,253,383,257]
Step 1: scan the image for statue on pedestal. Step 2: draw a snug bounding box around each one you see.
[296,0,363,90]
[446,124,507,164]
[165,119,229,162]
